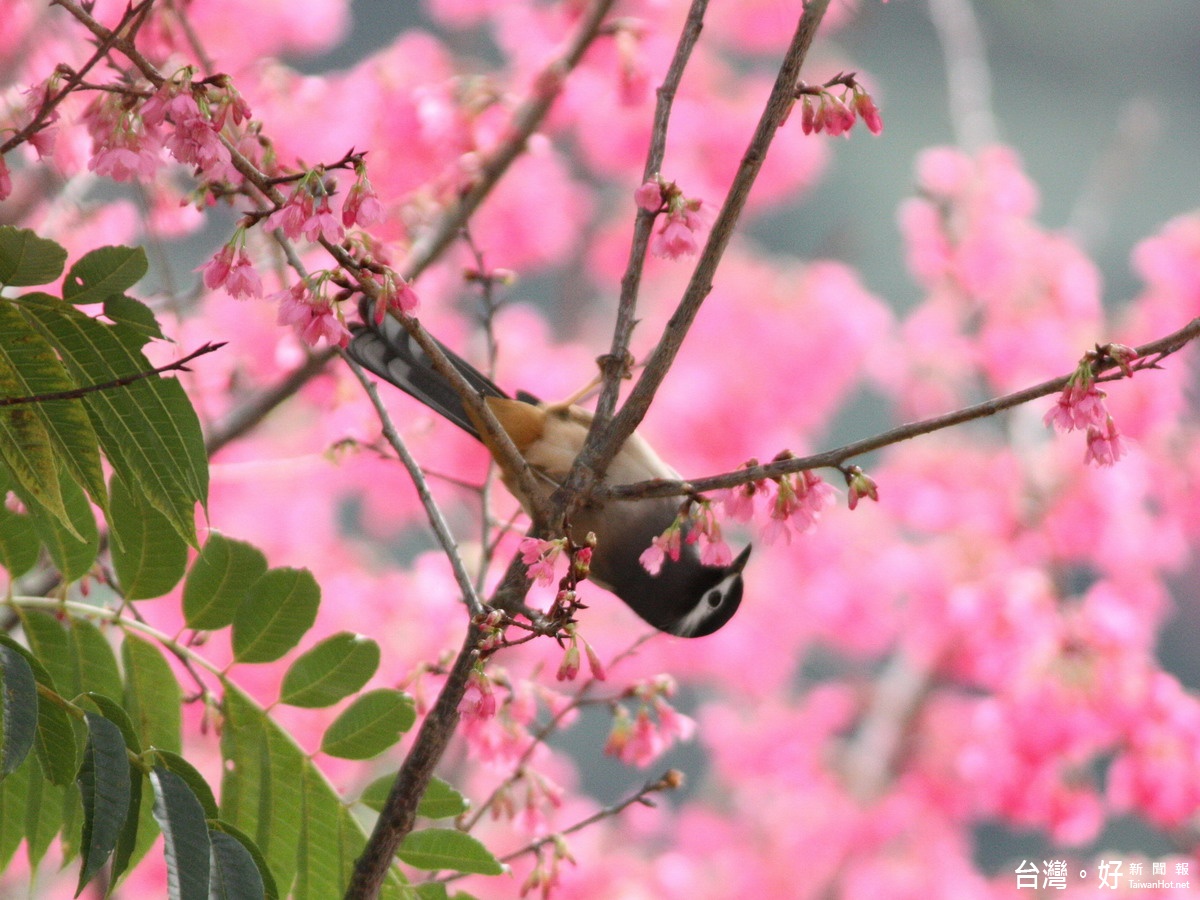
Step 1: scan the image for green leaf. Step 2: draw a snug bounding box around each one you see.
[397,828,504,876]
[320,689,415,760]
[68,618,123,704]
[63,245,148,306]
[210,827,267,900]
[183,532,267,630]
[294,764,347,900]
[0,226,67,287]
[109,472,188,599]
[231,567,320,664]
[78,693,147,887]
[150,766,211,900]
[360,775,468,821]
[24,763,65,870]
[1,628,77,786]
[0,642,38,778]
[110,767,144,893]
[210,820,279,900]
[18,608,73,698]
[220,684,304,895]
[76,711,133,896]
[122,632,183,754]
[104,293,165,343]
[80,693,141,753]
[79,697,146,891]
[18,462,99,579]
[16,294,207,544]
[413,883,450,900]
[0,301,107,524]
[280,632,380,708]
[417,778,470,820]
[0,490,39,578]
[220,682,387,897]
[35,690,78,786]
[148,749,218,819]
[0,753,31,868]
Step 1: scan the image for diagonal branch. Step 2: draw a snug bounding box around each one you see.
[593,0,711,430]
[402,0,618,281]
[344,353,485,618]
[0,341,225,408]
[598,316,1200,500]
[557,0,834,515]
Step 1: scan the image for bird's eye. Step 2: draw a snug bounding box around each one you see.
[706,590,721,608]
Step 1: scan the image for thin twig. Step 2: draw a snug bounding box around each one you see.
[440,770,684,884]
[557,0,834,516]
[593,0,711,430]
[460,630,656,829]
[0,341,226,407]
[344,355,485,619]
[598,317,1200,500]
[1,1,154,155]
[205,348,336,455]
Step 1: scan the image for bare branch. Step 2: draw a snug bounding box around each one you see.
[0,341,226,408]
[559,0,835,514]
[403,0,619,281]
[344,354,486,619]
[599,317,1200,500]
[594,0,712,430]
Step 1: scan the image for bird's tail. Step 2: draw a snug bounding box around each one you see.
[345,308,506,439]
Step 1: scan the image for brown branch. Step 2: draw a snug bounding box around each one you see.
[344,353,486,619]
[1,1,154,155]
[593,0,711,430]
[556,0,834,515]
[490,771,682,873]
[0,341,225,408]
[204,348,335,455]
[345,623,483,899]
[598,316,1200,500]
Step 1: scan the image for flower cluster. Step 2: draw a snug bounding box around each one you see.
[519,536,567,586]
[83,70,247,186]
[635,175,709,260]
[638,498,733,576]
[1044,344,1138,467]
[604,676,696,768]
[555,624,606,683]
[796,76,883,137]
[763,466,838,545]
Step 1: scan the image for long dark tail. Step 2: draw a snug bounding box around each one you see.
[345,309,506,439]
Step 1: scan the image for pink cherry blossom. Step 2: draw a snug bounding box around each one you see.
[342,174,384,227]
[1083,416,1127,467]
[519,536,564,586]
[634,180,663,212]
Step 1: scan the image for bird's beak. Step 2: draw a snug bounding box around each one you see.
[730,543,752,574]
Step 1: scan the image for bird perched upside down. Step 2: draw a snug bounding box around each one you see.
[345,313,750,638]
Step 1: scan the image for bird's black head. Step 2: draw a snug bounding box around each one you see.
[663,544,752,638]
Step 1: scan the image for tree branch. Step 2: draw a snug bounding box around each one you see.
[598,317,1200,500]
[344,354,486,619]
[0,341,225,408]
[402,0,619,280]
[593,0,711,430]
[345,623,483,899]
[557,0,834,514]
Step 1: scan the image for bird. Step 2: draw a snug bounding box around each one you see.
[345,311,750,638]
